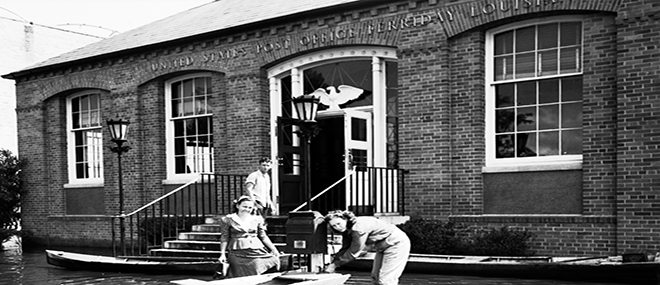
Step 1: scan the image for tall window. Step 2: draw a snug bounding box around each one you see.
[166,74,214,178]
[486,18,583,167]
[68,91,103,183]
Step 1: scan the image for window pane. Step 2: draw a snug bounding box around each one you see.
[560,22,581,46]
[562,129,582,155]
[517,81,536,106]
[205,77,212,93]
[561,102,582,128]
[194,77,206,95]
[539,131,559,156]
[539,79,559,104]
[515,52,535,79]
[494,56,513,81]
[496,83,514,107]
[90,110,100,126]
[175,137,185,155]
[517,132,536,157]
[183,98,194,116]
[80,96,89,111]
[172,99,181,118]
[496,109,515,133]
[515,26,536,52]
[562,77,583,101]
[495,31,514,55]
[539,104,559,130]
[72,97,80,113]
[496,134,515,158]
[351,118,367,141]
[539,50,558,76]
[76,164,86,179]
[560,47,580,74]
[175,156,187,173]
[537,23,558,49]
[186,119,196,136]
[172,82,181,99]
[174,120,184,137]
[198,117,209,135]
[183,79,193,98]
[517,107,536,131]
[195,97,207,115]
[72,113,80,129]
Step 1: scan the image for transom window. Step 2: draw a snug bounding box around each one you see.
[486,17,583,167]
[67,91,103,183]
[166,74,214,178]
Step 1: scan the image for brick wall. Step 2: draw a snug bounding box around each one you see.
[10,0,660,256]
[614,0,660,253]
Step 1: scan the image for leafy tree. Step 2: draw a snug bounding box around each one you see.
[0,149,25,244]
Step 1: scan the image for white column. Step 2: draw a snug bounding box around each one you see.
[372,57,386,167]
[291,68,301,175]
[269,76,280,208]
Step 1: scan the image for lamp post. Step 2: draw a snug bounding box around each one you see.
[107,118,130,256]
[292,94,321,211]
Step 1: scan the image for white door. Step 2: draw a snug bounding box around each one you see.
[344,110,373,215]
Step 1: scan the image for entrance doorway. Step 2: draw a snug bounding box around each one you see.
[277,110,372,214]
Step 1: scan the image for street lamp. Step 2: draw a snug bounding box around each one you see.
[292,94,321,211]
[107,118,130,256]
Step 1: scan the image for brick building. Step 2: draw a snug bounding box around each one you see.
[2,0,659,256]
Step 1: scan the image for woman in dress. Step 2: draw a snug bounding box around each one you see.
[218,195,280,278]
[323,210,410,285]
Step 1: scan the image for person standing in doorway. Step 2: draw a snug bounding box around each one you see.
[323,210,410,285]
[245,157,277,218]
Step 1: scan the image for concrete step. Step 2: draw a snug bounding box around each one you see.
[164,240,222,251]
[150,248,222,258]
[192,224,222,232]
[269,233,287,244]
[178,232,223,241]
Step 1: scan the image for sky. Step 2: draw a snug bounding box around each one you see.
[0,0,212,37]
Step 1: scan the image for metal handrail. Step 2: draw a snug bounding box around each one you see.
[118,173,206,218]
[292,170,356,212]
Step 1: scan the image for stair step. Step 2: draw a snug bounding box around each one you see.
[150,248,223,258]
[164,240,222,250]
[192,224,222,232]
[269,233,287,244]
[178,232,223,241]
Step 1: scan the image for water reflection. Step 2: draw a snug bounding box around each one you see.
[1,246,634,285]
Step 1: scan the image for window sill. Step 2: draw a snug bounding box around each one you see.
[64,182,104,188]
[482,161,582,173]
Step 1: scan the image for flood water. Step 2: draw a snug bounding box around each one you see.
[0,245,637,285]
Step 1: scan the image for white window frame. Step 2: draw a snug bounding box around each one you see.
[66,90,104,185]
[165,72,214,181]
[484,16,584,171]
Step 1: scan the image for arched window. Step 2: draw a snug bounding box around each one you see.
[165,73,214,179]
[67,90,104,184]
[485,16,583,169]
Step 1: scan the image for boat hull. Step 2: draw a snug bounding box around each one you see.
[46,250,218,274]
[344,253,660,284]
[46,250,292,275]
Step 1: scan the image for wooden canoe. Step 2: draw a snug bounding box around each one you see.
[344,252,660,284]
[171,272,351,285]
[46,249,218,274]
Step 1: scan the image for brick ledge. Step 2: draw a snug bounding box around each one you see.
[449,215,615,224]
[48,215,113,222]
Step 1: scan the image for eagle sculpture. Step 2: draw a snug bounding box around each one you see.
[310,85,364,111]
